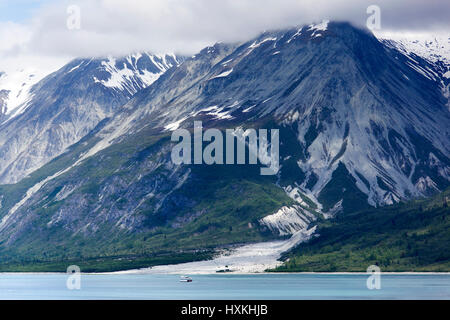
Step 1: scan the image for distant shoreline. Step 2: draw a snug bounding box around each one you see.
[105,269,450,275]
[1,271,450,275]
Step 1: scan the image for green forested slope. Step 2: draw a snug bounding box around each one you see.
[273,188,450,272]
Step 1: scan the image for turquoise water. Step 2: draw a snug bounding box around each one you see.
[0,273,449,300]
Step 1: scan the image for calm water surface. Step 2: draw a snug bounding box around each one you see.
[0,273,449,300]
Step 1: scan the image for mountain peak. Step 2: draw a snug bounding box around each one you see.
[0,52,183,184]
[0,20,448,270]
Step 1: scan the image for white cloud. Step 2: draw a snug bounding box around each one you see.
[0,21,32,54]
[0,0,449,61]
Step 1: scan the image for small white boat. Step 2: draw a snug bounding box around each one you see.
[179,276,192,282]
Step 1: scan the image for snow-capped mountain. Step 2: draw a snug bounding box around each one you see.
[0,66,59,120]
[0,22,448,264]
[0,54,72,121]
[376,32,450,66]
[0,53,182,184]
[92,53,179,96]
[87,21,448,209]
[376,32,450,111]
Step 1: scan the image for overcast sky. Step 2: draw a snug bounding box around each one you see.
[0,0,449,62]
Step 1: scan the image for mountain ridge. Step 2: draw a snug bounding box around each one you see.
[0,21,448,271]
[0,53,182,184]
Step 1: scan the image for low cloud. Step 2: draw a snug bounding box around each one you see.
[1,0,449,59]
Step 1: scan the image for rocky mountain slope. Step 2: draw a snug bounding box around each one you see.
[0,63,66,121]
[0,22,448,270]
[0,53,181,184]
[376,32,450,112]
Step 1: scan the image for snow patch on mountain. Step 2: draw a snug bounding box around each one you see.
[307,20,329,37]
[260,205,316,236]
[95,53,179,95]
[287,27,303,44]
[0,63,66,121]
[164,117,188,131]
[376,31,450,123]
[249,37,277,50]
[376,32,450,65]
[210,68,233,79]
